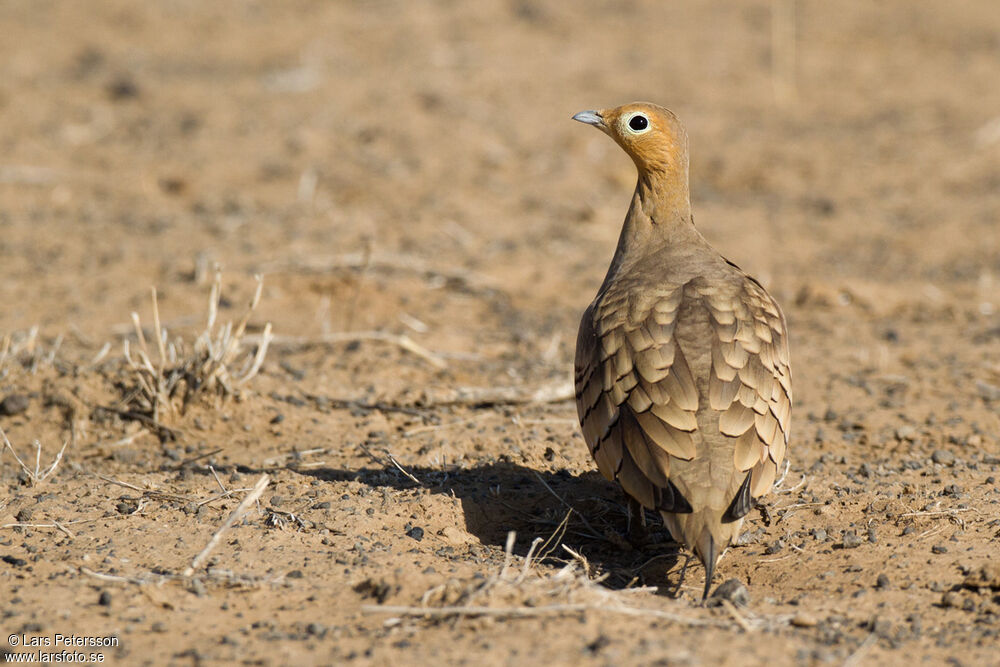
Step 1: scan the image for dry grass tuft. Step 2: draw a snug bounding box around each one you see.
[365,531,729,628]
[0,426,69,486]
[120,270,273,423]
[0,327,64,377]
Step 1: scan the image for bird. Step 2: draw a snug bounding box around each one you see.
[572,102,792,599]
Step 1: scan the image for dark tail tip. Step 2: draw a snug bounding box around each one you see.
[700,534,716,601]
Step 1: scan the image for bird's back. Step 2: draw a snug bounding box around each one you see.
[575,243,791,570]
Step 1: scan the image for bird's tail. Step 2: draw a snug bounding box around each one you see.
[693,527,717,600]
[661,509,735,601]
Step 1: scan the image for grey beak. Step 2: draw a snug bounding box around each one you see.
[572,110,604,127]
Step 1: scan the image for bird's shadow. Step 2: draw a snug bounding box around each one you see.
[299,461,688,594]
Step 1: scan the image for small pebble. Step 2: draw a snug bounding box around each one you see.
[931,450,955,466]
[842,531,863,549]
[790,612,818,627]
[870,616,892,637]
[106,76,140,100]
[406,526,424,541]
[0,394,29,416]
[976,381,1000,402]
[116,501,138,515]
[962,563,1000,589]
[188,578,207,597]
[98,591,112,607]
[708,578,749,607]
[941,591,961,608]
[931,544,948,554]
[586,635,611,654]
[875,574,890,589]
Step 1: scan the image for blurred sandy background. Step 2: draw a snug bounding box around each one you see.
[1,2,999,665]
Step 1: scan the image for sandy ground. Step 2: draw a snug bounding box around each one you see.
[1,1,1000,665]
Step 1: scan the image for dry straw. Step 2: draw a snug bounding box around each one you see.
[0,426,68,486]
[364,530,731,629]
[0,327,65,376]
[123,270,273,422]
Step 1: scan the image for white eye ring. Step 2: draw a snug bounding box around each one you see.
[622,112,651,135]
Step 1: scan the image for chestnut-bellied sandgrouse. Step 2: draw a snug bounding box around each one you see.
[572,102,792,599]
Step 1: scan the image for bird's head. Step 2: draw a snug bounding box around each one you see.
[572,102,689,181]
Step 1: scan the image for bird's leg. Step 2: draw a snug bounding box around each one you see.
[671,551,693,598]
[626,496,649,545]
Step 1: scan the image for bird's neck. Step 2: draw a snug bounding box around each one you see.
[637,169,691,224]
[598,177,703,293]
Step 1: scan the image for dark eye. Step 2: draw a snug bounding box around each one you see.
[628,114,648,131]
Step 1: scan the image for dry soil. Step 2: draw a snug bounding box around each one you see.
[1,1,999,665]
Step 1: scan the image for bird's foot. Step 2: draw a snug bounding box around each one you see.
[625,496,652,546]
